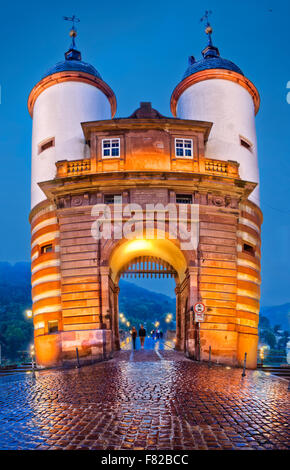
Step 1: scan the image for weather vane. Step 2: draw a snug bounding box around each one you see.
[200,10,213,45]
[63,15,80,48]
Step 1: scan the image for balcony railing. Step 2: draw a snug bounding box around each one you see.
[204,159,239,177]
[56,158,239,178]
[56,159,91,177]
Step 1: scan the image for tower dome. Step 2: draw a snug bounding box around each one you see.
[183,53,244,79]
[42,57,102,80]
[170,18,260,204]
[28,24,116,209]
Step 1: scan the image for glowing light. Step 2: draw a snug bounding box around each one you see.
[155,321,160,328]
[25,309,33,319]
[109,238,187,283]
[126,321,130,327]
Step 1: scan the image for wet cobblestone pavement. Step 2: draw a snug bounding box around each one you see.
[0,346,289,450]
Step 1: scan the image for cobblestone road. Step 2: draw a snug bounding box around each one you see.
[0,345,289,450]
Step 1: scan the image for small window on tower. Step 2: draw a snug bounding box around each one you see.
[38,137,55,154]
[104,194,122,204]
[176,194,193,204]
[48,320,59,334]
[102,138,120,158]
[243,243,255,256]
[175,138,193,158]
[41,244,53,254]
[240,136,253,152]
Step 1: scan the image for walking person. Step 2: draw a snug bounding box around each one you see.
[131,327,137,350]
[139,324,146,349]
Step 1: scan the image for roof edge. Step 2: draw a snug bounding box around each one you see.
[170,69,260,117]
[28,70,116,118]
[81,116,213,141]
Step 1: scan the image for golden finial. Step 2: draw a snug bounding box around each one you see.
[63,15,80,49]
[200,10,213,46]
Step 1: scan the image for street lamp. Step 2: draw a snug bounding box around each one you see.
[25,309,33,319]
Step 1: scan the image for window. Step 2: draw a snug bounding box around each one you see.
[175,138,193,158]
[102,138,120,158]
[38,138,55,154]
[41,244,53,254]
[48,320,58,334]
[243,243,255,256]
[104,194,122,204]
[176,194,192,204]
[240,136,252,152]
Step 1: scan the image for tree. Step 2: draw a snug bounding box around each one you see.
[260,329,276,349]
[278,331,289,350]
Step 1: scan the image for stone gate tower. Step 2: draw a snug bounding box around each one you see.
[28,23,262,369]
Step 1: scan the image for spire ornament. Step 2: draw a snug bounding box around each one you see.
[63,15,82,61]
[200,10,220,59]
[200,10,213,46]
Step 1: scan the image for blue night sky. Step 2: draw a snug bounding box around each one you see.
[0,0,289,306]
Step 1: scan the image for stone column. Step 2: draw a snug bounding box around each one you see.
[186,266,199,358]
[175,284,182,350]
[100,266,113,357]
[113,284,120,350]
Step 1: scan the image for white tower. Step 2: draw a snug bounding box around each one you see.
[28,22,116,209]
[171,17,260,204]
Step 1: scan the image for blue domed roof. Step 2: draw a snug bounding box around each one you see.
[41,44,102,80]
[42,58,102,80]
[183,56,243,80]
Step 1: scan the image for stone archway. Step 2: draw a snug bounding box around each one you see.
[104,237,195,355]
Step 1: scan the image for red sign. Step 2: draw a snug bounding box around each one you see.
[193,303,205,322]
[194,303,205,314]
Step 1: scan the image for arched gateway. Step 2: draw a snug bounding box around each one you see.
[28,28,262,370]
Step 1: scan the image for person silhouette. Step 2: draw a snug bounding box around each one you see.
[139,324,146,349]
[131,327,137,350]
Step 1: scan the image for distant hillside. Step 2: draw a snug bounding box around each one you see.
[0,262,33,361]
[119,279,176,330]
[260,304,290,331]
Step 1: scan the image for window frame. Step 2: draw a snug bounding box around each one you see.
[40,244,53,255]
[48,320,59,334]
[174,138,193,159]
[243,243,255,256]
[239,135,253,152]
[38,137,55,155]
[102,138,121,159]
[104,194,122,205]
[176,194,193,204]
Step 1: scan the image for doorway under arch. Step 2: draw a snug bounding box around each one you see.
[106,238,192,354]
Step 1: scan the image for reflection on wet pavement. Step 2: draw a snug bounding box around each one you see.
[0,345,289,450]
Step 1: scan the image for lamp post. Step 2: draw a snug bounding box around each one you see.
[30,344,35,370]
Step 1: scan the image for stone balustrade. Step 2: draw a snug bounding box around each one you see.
[56,157,240,178]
